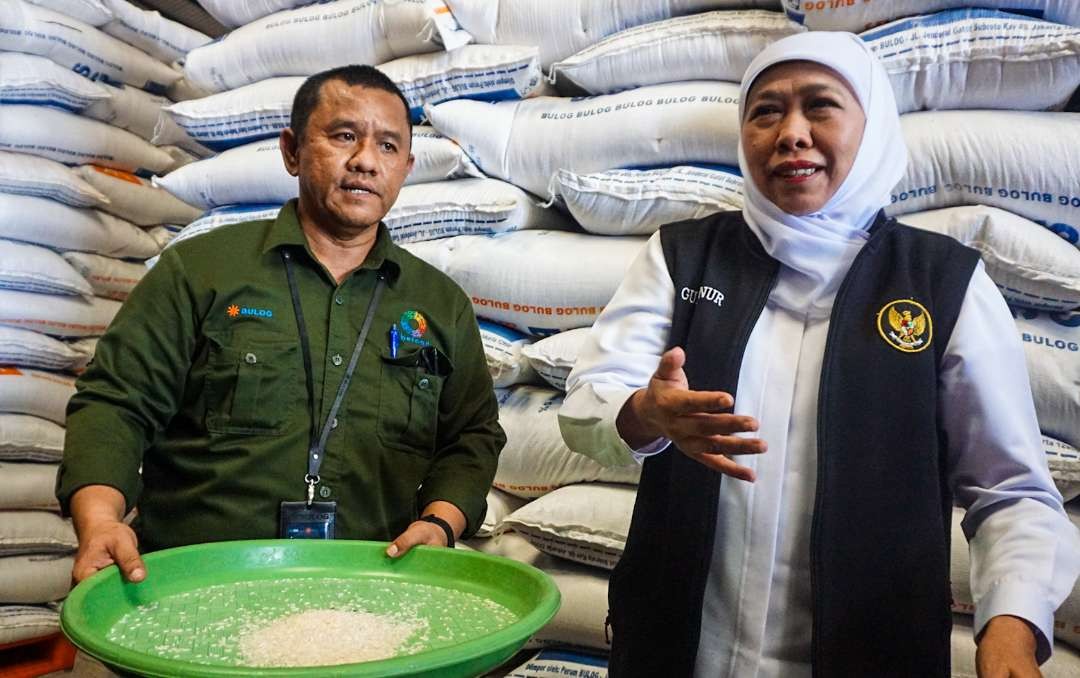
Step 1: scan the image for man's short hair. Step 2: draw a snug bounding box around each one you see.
[289,65,412,142]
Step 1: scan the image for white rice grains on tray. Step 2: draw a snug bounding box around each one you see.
[237,609,426,668]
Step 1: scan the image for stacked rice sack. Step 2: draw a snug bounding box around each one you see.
[435,0,1080,671]
[0,0,206,648]
[150,0,576,258]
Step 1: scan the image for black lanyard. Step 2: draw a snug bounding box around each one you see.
[281,249,386,505]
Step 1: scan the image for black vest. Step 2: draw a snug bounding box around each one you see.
[608,212,980,678]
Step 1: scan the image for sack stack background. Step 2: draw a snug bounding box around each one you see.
[4,0,1079,674]
[0,0,208,656]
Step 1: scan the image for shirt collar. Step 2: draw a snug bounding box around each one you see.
[262,200,402,284]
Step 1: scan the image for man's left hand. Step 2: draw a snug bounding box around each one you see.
[385,501,466,558]
[976,615,1041,678]
[385,519,450,558]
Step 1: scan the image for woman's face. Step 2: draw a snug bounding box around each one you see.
[741,61,866,215]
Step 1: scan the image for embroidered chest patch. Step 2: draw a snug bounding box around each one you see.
[877,299,933,353]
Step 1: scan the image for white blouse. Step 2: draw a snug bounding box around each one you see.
[559,231,1080,678]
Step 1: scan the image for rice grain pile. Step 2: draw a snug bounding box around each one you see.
[237,609,426,668]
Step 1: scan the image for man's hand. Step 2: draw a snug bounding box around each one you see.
[976,615,1041,678]
[386,501,465,558]
[70,485,146,583]
[617,347,767,481]
[72,519,145,584]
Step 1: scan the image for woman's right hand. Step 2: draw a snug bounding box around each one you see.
[617,347,767,481]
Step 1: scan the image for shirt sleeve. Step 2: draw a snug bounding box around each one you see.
[558,232,675,468]
[941,262,1080,664]
[55,247,199,516]
[417,297,505,538]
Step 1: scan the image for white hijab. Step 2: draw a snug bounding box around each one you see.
[737,32,907,317]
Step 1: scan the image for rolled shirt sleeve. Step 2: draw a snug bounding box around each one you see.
[559,232,674,467]
[942,263,1080,663]
[56,247,198,515]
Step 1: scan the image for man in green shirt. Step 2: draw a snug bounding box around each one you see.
[57,65,505,583]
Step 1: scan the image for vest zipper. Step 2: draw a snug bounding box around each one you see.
[809,218,892,675]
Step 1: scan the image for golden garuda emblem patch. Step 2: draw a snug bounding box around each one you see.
[877,299,933,353]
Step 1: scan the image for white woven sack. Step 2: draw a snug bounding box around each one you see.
[0,511,76,556]
[161,76,302,152]
[551,10,802,95]
[479,320,538,388]
[0,553,72,604]
[385,178,571,243]
[183,0,453,93]
[901,206,1080,312]
[0,415,65,463]
[1044,434,1080,502]
[0,52,110,112]
[0,369,76,425]
[446,0,783,68]
[1013,307,1080,449]
[863,9,1080,114]
[477,487,528,537]
[950,505,1080,652]
[0,289,122,338]
[0,327,90,372]
[521,327,590,391]
[0,152,108,208]
[426,81,742,197]
[951,613,1080,677]
[62,252,145,301]
[888,111,1080,249]
[502,482,636,570]
[555,165,744,236]
[0,0,181,93]
[383,45,542,122]
[0,105,175,176]
[0,462,59,511]
[782,0,1080,32]
[75,166,201,227]
[403,231,647,335]
[82,85,169,143]
[24,0,111,25]
[155,205,283,263]
[100,0,211,64]
[0,241,93,298]
[0,194,160,259]
[493,386,641,498]
[195,0,312,28]
[468,531,611,651]
[154,128,477,210]
[0,605,59,646]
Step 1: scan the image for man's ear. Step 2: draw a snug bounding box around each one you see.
[406,153,415,176]
[280,127,300,177]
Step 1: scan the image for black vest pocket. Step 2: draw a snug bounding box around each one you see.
[204,334,298,436]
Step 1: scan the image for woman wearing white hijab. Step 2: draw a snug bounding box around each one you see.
[560,32,1080,678]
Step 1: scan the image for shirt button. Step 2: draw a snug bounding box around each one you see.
[319,485,332,498]
[334,296,344,305]
[244,352,257,364]
[418,377,430,390]
[331,354,343,366]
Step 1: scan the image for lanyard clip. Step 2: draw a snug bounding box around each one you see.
[305,474,319,508]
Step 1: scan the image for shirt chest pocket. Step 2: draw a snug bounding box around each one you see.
[377,345,452,455]
[204,334,299,436]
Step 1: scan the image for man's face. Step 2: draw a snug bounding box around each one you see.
[281,82,414,236]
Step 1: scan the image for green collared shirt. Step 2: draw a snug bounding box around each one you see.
[57,201,504,552]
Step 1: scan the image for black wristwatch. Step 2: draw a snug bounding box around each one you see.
[419,514,455,548]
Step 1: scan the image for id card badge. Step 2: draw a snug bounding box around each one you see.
[279,501,337,539]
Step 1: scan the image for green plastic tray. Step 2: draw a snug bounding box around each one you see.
[60,540,560,677]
